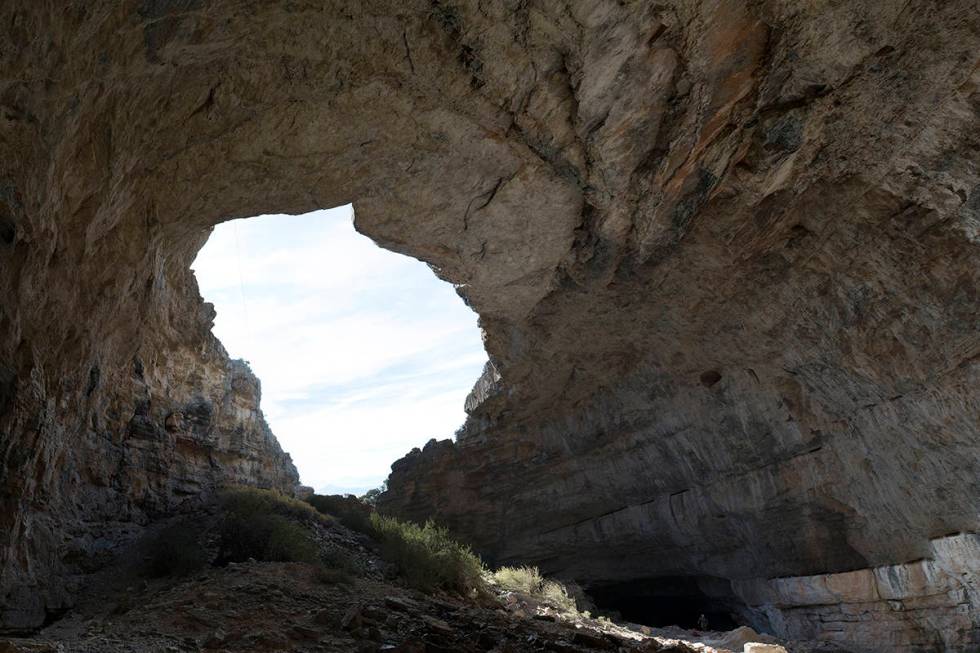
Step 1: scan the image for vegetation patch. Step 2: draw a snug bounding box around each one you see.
[359,481,386,506]
[308,493,485,594]
[369,513,485,595]
[216,487,321,565]
[307,492,574,606]
[146,520,209,577]
[307,493,372,534]
[493,565,578,613]
[144,487,577,618]
[223,486,325,523]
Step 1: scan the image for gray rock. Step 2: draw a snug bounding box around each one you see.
[0,2,977,652]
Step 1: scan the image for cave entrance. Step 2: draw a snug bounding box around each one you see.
[190,205,487,496]
[588,576,741,630]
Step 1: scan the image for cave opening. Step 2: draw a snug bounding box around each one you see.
[588,576,741,631]
[190,204,487,496]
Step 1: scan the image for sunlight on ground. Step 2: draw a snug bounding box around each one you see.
[191,206,487,495]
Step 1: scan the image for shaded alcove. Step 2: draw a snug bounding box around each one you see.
[588,576,741,630]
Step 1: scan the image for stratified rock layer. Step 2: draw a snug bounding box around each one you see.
[1,1,977,650]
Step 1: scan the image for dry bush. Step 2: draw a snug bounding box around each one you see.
[369,513,485,595]
[493,565,578,613]
[493,565,543,593]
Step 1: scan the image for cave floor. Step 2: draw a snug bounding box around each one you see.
[0,516,838,653]
[0,565,714,653]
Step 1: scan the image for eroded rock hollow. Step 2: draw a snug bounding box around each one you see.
[1,1,977,650]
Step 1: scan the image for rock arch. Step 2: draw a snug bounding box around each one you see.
[1,1,977,648]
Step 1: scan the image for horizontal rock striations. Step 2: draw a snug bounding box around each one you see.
[0,1,977,649]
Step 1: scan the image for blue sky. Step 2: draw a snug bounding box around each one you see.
[191,206,487,495]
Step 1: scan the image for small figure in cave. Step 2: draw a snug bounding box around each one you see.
[697,613,708,631]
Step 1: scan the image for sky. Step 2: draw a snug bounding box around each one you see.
[191,206,487,495]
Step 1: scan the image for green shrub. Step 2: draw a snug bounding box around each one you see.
[493,565,577,613]
[220,486,324,523]
[218,512,319,564]
[216,487,320,564]
[369,513,484,594]
[307,494,373,534]
[359,481,387,506]
[146,521,209,577]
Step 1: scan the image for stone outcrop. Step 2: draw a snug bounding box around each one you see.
[0,269,298,630]
[732,533,980,651]
[1,1,977,650]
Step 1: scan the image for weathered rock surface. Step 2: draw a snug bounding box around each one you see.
[0,1,977,651]
[0,291,298,631]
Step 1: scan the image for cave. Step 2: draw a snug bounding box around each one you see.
[1,2,978,651]
[589,577,740,631]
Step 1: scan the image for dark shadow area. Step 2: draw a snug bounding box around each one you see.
[588,576,740,630]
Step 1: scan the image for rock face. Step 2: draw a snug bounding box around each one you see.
[0,1,977,650]
[0,272,298,631]
[731,533,980,651]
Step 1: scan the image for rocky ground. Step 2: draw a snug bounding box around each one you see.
[0,509,838,653]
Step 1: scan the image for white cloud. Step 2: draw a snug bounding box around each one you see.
[192,206,486,493]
